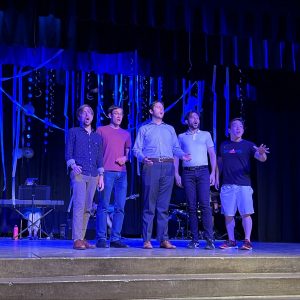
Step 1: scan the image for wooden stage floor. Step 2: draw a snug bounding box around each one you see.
[1,238,299,259]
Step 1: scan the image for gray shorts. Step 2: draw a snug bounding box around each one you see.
[220,184,254,216]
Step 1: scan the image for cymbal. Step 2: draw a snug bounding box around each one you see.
[169,203,180,208]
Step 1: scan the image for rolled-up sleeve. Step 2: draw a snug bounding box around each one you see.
[133,127,145,162]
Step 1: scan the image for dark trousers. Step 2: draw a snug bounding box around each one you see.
[142,162,174,242]
[182,167,214,241]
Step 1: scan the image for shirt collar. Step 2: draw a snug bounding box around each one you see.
[185,129,200,135]
[79,126,95,133]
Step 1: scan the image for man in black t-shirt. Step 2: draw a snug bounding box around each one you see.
[216,118,269,250]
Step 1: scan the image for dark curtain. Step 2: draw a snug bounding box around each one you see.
[255,71,300,242]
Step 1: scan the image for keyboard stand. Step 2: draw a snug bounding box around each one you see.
[14,207,54,238]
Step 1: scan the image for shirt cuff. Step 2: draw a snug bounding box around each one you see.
[67,159,75,168]
[98,167,104,175]
[137,154,145,163]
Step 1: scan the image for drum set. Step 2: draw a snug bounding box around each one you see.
[168,191,223,240]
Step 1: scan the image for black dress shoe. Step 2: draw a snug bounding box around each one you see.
[96,239,108,248]
[110,240,129,248]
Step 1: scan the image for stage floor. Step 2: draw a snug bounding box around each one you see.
[0,238,299,259]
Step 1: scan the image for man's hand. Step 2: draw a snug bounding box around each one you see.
[115,156,127,166]
[209,173,215,186]
[97,175,104,191]
[175,173,183,188]
[254,144,270,155]
[72,164,82,175]
[143,157,154,165]
[182,153,192,161]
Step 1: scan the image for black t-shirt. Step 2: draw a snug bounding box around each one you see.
[219,139,256,186]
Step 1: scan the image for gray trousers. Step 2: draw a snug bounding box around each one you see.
[142,162,174,242]
[70,172,98,241]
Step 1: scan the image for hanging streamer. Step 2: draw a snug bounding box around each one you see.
[264,40,269,69]
[249,38,254,68]
[197,80,205,113]
[11,75,23,202]
[165,81,197,113]
[71,71,75,127]
[119,74,123,106]
[234,36,238,67]
[212,65,217,146]
[128,75,135,192]
[64,71,69,143]
[0,87,64,131]
[224,67,230,137]
[12,66,17,146]
[80,71,85,106]
[157,77,162,100]
[114,75,118,105]
[0,49,64,82]
[292,43,296,72]
[0,65,6,192]
[149,77,154,105]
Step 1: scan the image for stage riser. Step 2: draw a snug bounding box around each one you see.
[1,257,300,278]
[0,275,300,299]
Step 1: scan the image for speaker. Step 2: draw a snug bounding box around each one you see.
[18,185,51,200]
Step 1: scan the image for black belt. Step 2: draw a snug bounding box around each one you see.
[183,166,208,171]
[148,157,174,163]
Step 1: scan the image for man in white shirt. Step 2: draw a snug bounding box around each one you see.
[175,111,216,250]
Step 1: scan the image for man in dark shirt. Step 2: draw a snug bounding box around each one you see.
[216,118,269,250]
[65,104,104,250]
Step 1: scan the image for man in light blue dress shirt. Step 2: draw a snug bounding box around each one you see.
[133,101,191,249]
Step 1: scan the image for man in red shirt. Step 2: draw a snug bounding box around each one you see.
[96,105,131,248]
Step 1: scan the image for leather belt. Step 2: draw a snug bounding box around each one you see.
[148,157,174,163]
[183,166,208,171]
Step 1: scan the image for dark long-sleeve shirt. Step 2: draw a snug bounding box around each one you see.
[65,127,104,176]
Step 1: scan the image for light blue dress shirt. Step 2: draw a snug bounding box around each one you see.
[133,121,185,162]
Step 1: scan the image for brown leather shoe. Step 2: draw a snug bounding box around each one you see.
[160,240,176,249]
[73,239,86,250]
[83,240,96,249]
[143,241,153,249]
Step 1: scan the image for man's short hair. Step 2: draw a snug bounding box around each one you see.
[76,104,94,119]
[184,110,200,121]
[229,117,245,128]
[149,100,164,111]
[108,105,123,115]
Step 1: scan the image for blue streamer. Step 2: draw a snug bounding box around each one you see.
[249,38,254,68]
[11,76,23,201]
[0,87,64,131]
[264,40,269,69]
[64,71,69,143]
[165,81,197,113]
[212,65,217,146]
[0,65,6,191]
[224,67,230,137]
[80,71,85,106]
[114,75,118,105]
[71,71,75,127]
[0,49,64,82]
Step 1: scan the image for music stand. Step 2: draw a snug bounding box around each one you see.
[14,179,53,238]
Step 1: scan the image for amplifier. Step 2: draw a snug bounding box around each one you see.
[18,185,51,200]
